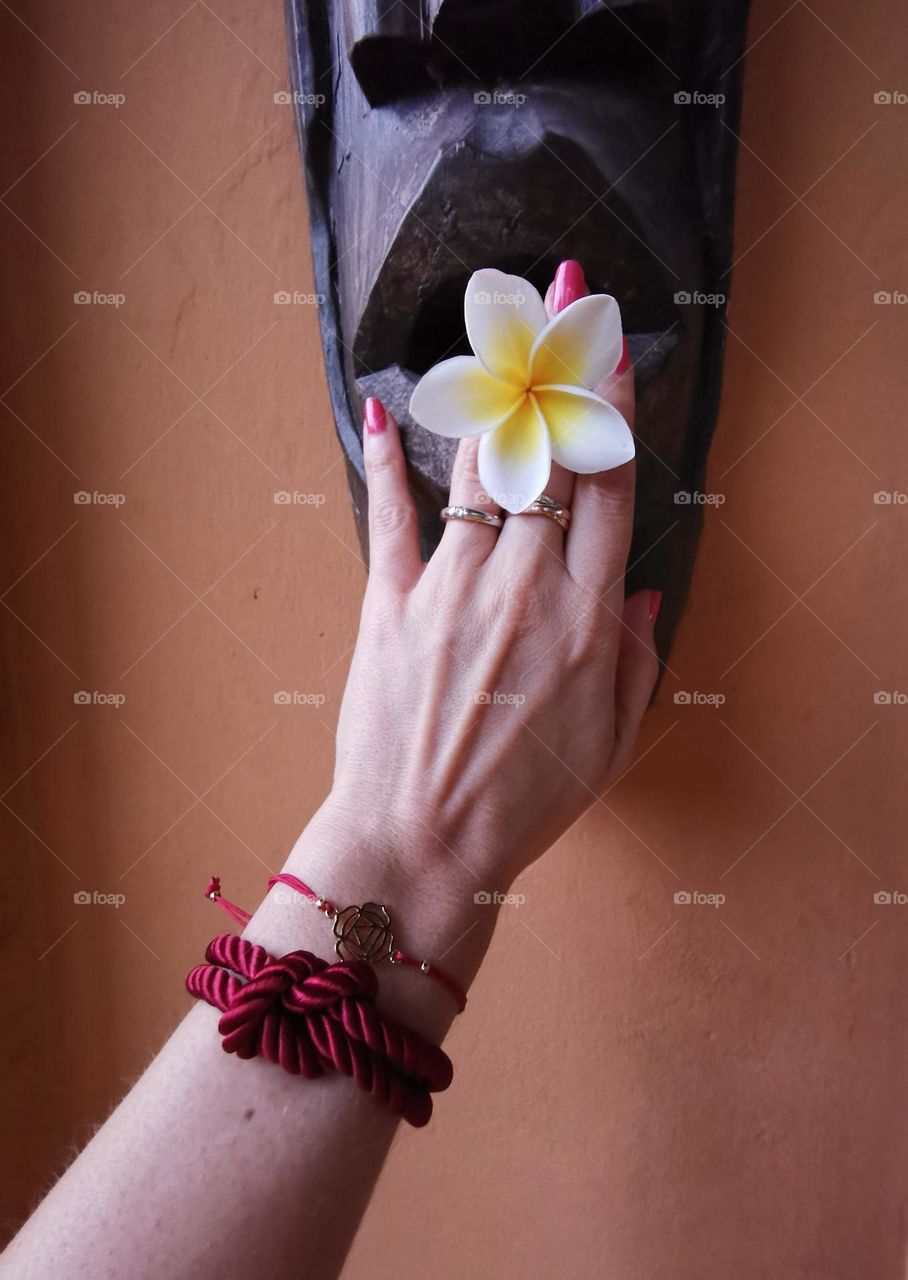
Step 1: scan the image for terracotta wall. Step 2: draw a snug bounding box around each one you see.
[2,2,907,1275]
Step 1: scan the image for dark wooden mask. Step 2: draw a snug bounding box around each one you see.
[285,0,751,660]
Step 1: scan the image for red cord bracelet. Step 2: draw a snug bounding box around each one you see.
[187,933,453,1127]
[204,874,468,1014]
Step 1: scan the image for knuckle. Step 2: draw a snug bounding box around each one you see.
[563,597,618,669]
[361,584,405,637]
[364,449,398,482]
[582,461,635,526]
[481,574,535,637]
[369,496,415,539]
[451,441,486,507]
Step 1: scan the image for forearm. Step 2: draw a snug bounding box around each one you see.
[2,799,496,1280]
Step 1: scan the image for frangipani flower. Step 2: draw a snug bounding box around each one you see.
[409,267,634,514]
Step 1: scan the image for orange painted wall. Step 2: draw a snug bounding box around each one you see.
[2,2,907,1276]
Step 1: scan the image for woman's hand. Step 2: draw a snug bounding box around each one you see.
[0,266,663,1280]
[326,263,660,895]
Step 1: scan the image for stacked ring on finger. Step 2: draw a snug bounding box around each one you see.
[440,505,504,530]
[512,492,571,531]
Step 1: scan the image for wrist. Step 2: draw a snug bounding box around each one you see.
[244,794,498,1040]
[314,786,493,870]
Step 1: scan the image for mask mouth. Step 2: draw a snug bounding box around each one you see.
[399,264,675,381]
[355,333,675,498]
[351,133,678,393]
[351,134,679,488]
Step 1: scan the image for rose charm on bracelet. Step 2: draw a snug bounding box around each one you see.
[333,902,394,964]
[204,874,468,1012]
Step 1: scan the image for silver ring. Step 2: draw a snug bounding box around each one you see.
[514,492,571,531]
[440,505,504,530]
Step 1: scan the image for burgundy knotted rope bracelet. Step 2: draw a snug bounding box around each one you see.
[186,874,465,1127]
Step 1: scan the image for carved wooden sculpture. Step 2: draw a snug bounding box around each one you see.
[285,0,751,659]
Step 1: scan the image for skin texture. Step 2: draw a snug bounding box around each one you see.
[1,266,658,1280]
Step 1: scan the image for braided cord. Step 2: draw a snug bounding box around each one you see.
[187,934,452,1127]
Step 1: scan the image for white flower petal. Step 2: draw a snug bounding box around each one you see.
[478,395,551,513]
[465,268,547,387]
[535,385,635,473]
[529,293,623,390]
[409,356,521,438]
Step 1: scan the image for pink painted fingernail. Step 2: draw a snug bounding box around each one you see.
[616,336,632,375]
[648,590,662,625]
[552,260,586,312]
[364,397,387,435]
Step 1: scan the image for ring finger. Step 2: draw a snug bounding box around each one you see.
[434,436,503,569]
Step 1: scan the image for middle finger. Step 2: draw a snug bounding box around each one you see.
[496,261,586,560]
